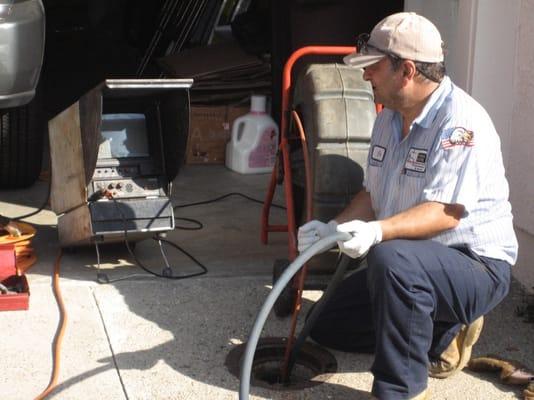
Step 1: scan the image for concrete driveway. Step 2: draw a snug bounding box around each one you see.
[1,165,532,399]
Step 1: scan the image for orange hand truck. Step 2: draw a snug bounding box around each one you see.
[260,45,382,378]
[261,45,356,379]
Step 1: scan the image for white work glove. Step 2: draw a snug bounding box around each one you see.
[297,220,338,253]
[336,220,383,259]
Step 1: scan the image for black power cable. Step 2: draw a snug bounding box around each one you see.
[93,195,208,283]
[124,235,208,280]
[174,217,203,230]
[11,178,51,221]
[5,148,53,222]
[3,154,281,283]
[172,191,284,232]
[94,190,285,283]
[173,192,285,210]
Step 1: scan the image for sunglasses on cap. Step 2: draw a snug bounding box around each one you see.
[356,33,402,61]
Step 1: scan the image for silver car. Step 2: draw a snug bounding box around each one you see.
[0,0,46,188]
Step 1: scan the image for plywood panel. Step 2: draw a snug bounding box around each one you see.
[48,102,87,215]
[79,86,103,184]
[57,205,92,246]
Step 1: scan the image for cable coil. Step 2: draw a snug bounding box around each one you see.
[0,221,37,273]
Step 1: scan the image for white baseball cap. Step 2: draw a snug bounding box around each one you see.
[344,12,444,68]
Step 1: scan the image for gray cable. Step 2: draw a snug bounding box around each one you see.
[239,232,351,400]
[284,252,357,382]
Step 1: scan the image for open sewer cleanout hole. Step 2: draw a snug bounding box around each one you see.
[226,337,337,391]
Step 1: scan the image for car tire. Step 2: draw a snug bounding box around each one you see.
[0,92,46,189]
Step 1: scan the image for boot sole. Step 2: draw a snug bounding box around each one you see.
[430,316,484,379]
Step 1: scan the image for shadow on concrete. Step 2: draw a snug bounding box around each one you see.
[50,245,534,399]
[32,232,534,400]
[3,168,533,399]
[46,263,376,399]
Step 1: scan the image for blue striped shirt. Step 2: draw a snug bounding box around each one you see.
[364,76,518,264]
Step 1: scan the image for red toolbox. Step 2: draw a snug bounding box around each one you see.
[0,244,29,311]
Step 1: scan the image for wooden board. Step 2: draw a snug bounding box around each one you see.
[48,102,87,215]
[79,86,102,184]
[57,205,92,246]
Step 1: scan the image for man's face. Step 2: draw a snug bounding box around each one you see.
[362,57,404,109]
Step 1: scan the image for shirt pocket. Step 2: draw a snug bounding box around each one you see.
[366,163,382,183]
[368,158,383,168]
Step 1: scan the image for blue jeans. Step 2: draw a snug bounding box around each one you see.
[309,239,511,399]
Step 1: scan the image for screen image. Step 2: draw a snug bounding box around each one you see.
[98,113,150,159]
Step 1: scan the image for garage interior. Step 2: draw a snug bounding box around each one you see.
[1,1,534,399]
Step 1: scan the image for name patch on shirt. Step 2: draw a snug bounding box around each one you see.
[405,148,427,173]
[371,145,386,162]
[441,127,475,149]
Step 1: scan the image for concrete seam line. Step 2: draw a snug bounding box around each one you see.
[92,289,130,400]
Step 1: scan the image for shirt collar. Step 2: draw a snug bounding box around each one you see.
[411,76,451,129]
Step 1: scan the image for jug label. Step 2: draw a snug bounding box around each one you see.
[249,128,277,168]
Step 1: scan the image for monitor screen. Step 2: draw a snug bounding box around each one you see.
[98,113,150,159]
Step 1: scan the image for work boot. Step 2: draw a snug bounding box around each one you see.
[429,316,484,379]
[525,381,534,400]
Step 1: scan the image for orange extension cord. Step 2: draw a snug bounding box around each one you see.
[34,249,66,400]
[0,222,66,400]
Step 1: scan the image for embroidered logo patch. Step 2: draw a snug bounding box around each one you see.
[371,145,386,162]
[405,148,427,173]
[441,127,475,149]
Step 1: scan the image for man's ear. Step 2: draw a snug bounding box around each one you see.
[402,60,417,81]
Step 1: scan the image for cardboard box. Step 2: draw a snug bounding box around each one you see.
[0,244,29,311]
[186,105,248,164]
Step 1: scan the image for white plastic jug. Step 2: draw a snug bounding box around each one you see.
[225,95,279,174]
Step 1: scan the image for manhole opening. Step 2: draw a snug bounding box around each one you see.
[226,337,337,391]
